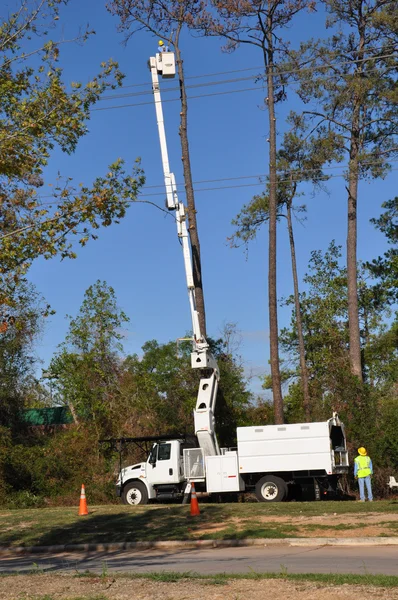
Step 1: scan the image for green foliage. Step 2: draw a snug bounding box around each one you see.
[280,241,392,401]
[281,240,398,485]
[364,319,398,391]
[290,1,398,172]
[209,335,253,444]
[0,280,48,429]
[1,328,254,504]
[367,197,398,304]
[281,242,350,411]
[121,339,198,437]
[50,281,129,436]
[120,334,252,446]
[0,1,145,301]
[3,427,115,506]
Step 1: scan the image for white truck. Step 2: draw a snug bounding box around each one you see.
[113,47,349,506]
[116,416,349,504]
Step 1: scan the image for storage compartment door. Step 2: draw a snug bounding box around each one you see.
[205,455,243,492]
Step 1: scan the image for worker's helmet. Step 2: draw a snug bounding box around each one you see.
[358,447,367,456]
[158,40,164,46]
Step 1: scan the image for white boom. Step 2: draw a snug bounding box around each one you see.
[149,51,219,458]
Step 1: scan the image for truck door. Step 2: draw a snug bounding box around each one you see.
[147,442,180,485]
[329,424,349,470]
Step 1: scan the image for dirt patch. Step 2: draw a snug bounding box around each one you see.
[296,526,388,537]
[254,513,398,526]
[0,575,397,600]
[195,513,398,539]
[0,521,37,533]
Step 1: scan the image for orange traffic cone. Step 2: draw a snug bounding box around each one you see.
[190,482,200,516]
[78,484,89,516]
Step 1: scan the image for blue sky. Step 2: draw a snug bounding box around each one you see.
[14,0,394,396]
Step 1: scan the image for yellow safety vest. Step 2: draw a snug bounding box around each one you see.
[355,455,371,478]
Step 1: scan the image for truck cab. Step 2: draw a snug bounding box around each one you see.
[117,438,189,505]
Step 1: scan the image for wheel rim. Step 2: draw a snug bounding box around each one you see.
[260,482,278,500]
[126,487,143,505]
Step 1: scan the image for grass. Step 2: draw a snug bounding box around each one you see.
[4,570,398,589]
[1,501,398,547]
[123,570,398,587]
[72,569,398,588]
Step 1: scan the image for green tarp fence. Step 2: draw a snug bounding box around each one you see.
[22,406,73,426]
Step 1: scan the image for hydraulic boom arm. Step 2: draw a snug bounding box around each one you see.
[149,51,219,457]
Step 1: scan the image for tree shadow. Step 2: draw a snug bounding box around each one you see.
[1,505,240,547]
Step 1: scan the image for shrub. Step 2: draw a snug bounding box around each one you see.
[1,425,119,507]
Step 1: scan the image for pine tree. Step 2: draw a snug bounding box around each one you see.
[290,0,398,381]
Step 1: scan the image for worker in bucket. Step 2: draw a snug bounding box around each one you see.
[158,40,169,53]
[354,447,373,502]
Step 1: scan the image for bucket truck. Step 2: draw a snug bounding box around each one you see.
[109,46,349,506]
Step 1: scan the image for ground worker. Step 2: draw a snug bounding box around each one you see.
[354,447,373,502]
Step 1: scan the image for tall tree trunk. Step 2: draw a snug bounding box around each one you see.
[265,9,284,424]
[347,18,365,382]
[286,199,311,421]
[174,45,207,339]
[347,146,362,381]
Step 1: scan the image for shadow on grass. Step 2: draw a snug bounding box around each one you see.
[2,497,397,548]
[0,504,301,547]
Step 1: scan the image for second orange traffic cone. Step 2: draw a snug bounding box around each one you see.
[190,482,200,516]
[78,484,89,516]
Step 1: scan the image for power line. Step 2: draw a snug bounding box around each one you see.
[103,49,398,95]
[91,60,397,112]
[92,73,397,111]
[101,58,397,102]
[99,73,261,101]
[25,160,398,207]
[3,166,397,242]
[97,62,397,104]
[135,167,398,198]
[92,85,263,111]
[117,64,270,90]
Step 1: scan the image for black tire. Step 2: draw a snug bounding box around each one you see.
[122,481,149,505]
[255,475,287,502]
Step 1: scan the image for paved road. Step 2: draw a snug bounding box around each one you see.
[1,545,398,576]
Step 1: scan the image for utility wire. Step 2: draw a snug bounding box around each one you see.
[97,62,397,103]
[102,49,398,95]
[99,73,261,100]
[92,85,263,110]
[118,64,268,90]
[92,60,397,112]
[92,71,398,110]
[20,158,398,204]
[3,166,397,242]
[135,167,398,198]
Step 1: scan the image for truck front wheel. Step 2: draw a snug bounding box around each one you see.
[122,481,149,505]
[255,475,287,502]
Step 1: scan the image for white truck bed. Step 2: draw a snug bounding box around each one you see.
[237,421,338,475]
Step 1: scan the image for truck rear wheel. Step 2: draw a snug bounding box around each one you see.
[255,475,287,502]
[122,481,149,506]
